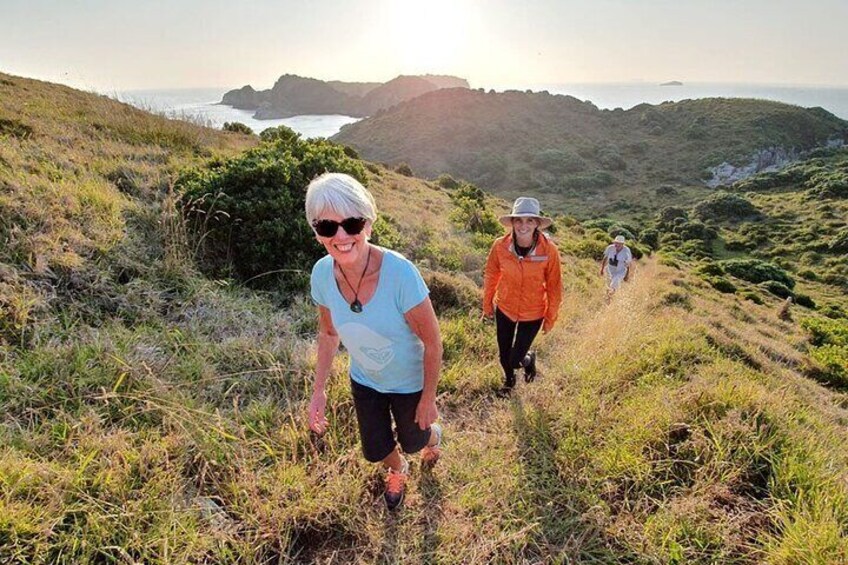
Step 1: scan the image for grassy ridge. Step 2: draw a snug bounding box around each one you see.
[1,73,847,563]
[332,88,848,220]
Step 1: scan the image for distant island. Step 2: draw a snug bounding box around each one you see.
[660,80,684,86]
[220,74,469,119]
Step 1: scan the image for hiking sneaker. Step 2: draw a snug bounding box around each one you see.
[420,423,443,468]
[384,461,409,511]
[523,351,537,383]
[498,371,516,397]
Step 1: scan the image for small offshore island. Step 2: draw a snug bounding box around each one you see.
[660,80,684,86]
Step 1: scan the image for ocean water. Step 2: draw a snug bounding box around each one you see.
[116,83,848,138]
[116,88,360,138]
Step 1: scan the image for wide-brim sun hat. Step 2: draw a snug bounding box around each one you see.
[498,197,553,229]
[613,235,626,244]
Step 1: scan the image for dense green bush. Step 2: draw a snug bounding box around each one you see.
[657,206,689,226]
[222,122,254,135]
[423,270,481,315]
[674,220,717,242]
[807,169,848,199]
[435,173,461,189]
[597,145,627,171]
[695,262,725,277]
[759,280,793,298]
[719,258,795,289]
[176,134,366,291]
[638,229,659,250]
[801,317,848,388]
[741,291,764,304]
[693,192,760,221]
[259,125,300,144]
[794,293,816,309]
[829,228,848,253]
[706,276,737,293]
[395,163,414,177]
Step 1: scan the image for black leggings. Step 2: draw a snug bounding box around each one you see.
[495,307,543,379]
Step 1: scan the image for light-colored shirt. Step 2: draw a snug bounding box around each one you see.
[604,244,632,276]
[310,248,429,394]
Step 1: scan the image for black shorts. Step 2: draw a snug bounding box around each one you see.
[350,378,432,462]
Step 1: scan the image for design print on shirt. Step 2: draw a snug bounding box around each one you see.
[338,322,396,372]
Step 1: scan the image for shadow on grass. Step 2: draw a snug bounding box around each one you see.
[509,397,618,563]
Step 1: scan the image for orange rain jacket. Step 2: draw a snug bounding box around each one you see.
[483,231,563,332]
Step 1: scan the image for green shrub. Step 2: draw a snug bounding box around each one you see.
[829,228,848,253]
[597,145,627,171]
[705,276,736,293]
[436,174,461,189]
[674,220,717,242]
[640,228,659,250]
[807,170,848,199]
[657,206,689,226]
[794,293,816,309]
[798,269,820,281]
[371,215,409,251]
[741,291,764,304]
[568,238,608,260]
[759,280,792,298]
[695,262,725,277]
[0,117,33,139]
[719,258,795,289]
[693,192,760,221]
[808,344,848,388]
[801,318,848,347]
[422,271,480,315]
[176,135,366,291]
[259,125,300,144]
[395,163,414,177]
[222,122,254,135]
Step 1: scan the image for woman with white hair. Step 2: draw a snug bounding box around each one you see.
[305,172,443,511]
[482,197,562,395]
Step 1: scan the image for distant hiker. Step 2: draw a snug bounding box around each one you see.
[482,197,563,395]
[305,173,443,511]
[600,235,633,300]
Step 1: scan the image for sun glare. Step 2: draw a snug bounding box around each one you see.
[383,0,475,73]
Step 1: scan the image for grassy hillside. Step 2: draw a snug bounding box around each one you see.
[1,74,847,563]
[332,88,848,220]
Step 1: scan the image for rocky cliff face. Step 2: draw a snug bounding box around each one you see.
[705,138,845,187]
[221,85,264,110]
[220,74,469,119]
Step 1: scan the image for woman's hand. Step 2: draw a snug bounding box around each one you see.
[308,389,329,435]
[414,395,439,431]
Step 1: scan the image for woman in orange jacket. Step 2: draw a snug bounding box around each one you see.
[482,197,562,394]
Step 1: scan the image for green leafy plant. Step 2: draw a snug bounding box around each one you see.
[176,135,365,291]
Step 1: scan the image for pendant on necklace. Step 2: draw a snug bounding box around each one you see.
[350,299,363,313]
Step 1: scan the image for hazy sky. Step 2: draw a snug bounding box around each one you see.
[2,0,847,91]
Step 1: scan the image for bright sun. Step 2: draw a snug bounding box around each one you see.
[383,0,475,73]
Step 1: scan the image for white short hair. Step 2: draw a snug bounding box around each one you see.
[305,173,377,225]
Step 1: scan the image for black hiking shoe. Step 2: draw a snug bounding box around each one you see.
[497,372,516,397]
[523,351,537,383]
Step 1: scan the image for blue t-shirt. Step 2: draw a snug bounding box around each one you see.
[310,248,430,394]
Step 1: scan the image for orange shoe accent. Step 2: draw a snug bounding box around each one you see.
[384,468,408,510]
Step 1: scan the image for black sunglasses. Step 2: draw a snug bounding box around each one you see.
[312,217,368,238]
